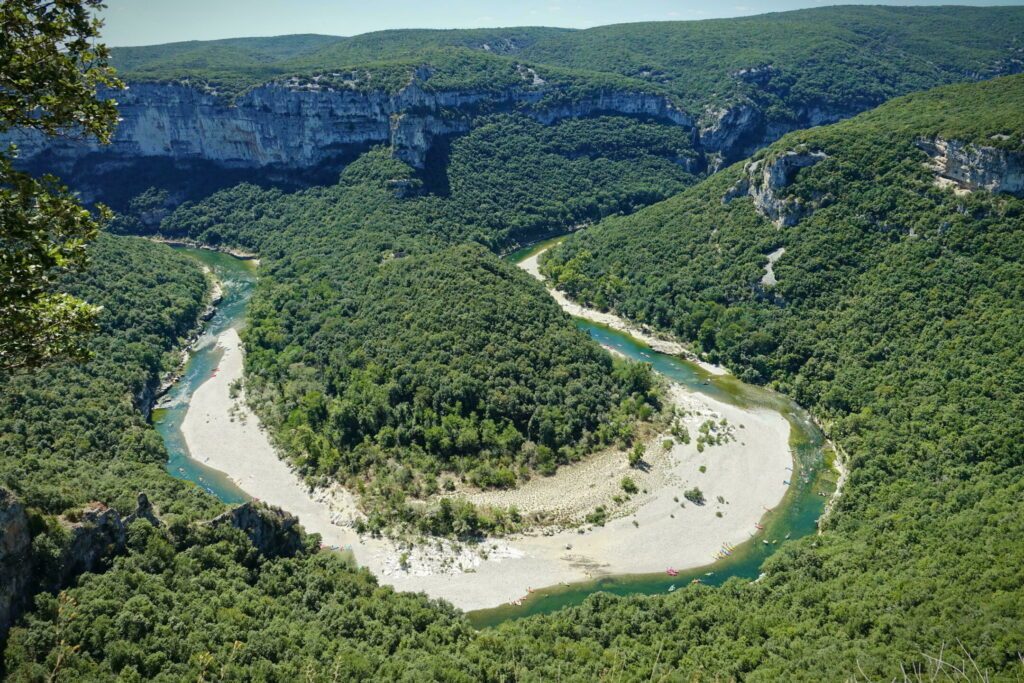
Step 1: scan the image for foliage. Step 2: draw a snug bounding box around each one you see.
[149,113,696,250]
[107,29,569,96]
[0,0,120,138]
[516,6,1024,120]
[438,114,696,243]
[154,149,660,534]
[3,521,476,681]
[532,75,1024,678]
[0,0,122,372]
[0,234,219,519]
[5,16,1024,680]
[627,443,645,468]
[103,6,1024,131]
[683,487,705,505]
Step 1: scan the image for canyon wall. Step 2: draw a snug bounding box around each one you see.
[916,137,1024,197]
[6,79,694,175]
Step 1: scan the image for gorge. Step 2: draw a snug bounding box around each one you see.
[3,6,1024,679]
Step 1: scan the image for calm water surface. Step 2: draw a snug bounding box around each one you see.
[465,240,837,628]
[153,243,835,629]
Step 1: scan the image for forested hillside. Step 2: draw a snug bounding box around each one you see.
[516,7,1024,115]
[0,235,218,519]
[141,112,696,248]
[112,7,1024,107]
[0,233,479,680]
[4,7,1024,680]
[8,71,1024,682]
[107,6,1024,159]
[156,149,660,534]
[528,75,1024,677]
[14,6,1021,257]
[107,28,570,91]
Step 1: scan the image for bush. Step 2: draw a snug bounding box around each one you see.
[628,443,645,468]
[684,487,705,505]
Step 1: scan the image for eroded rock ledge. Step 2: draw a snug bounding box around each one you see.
[4,78,692,174]
[915,137,1024,197]
[0,489,304,641]
[724,148,828,227]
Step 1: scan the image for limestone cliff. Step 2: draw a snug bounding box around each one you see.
[209,502,305,558]
[0,494,130,641]
[0,490,32,639]
[724,149,829,227]
[48,502,128,593]
[0,490,307,641]
[915,137,1024,197]
[5,77,693,176]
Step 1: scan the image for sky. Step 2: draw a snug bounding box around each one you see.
[99,0,1024,46]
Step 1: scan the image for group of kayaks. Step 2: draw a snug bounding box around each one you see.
[508,586,536,606]
[712,541,736,561]
[319,542,354,552]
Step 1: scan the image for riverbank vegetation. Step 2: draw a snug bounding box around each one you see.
[0,235,219,519]
[532,75,1024,677]
[4,8,1024,679]
[157,149,662,535]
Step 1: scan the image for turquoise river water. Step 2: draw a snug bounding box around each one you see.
[156,243,836,630]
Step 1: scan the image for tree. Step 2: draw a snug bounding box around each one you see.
[0,0,122,373]
[628,442,645,468]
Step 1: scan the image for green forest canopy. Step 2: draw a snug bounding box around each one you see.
[109,6,1024,123]
[157,147,661,535]
[5,72,1024,683]
[536,74,1024,676]
[4,5,1024,675]
[0,235,219,520]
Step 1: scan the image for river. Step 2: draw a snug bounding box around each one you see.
[156,242,836,629]
[153,248,256,504]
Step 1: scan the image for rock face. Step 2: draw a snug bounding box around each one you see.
[125,492,162,528]
[1,491,146,640]
[916,137,1024,197]
[724,149,828,227]
[700,99,855,171]
[0,490,32,640]
[0,491,303,641]
[210,502,304,558]
[1,64,900,197]
[700,104,764,170]
[5,79,693,175]
[50,502,128,592]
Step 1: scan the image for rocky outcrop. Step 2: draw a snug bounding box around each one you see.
[209,502,304,558]
[1,491,149,640]
[386,177,423,199]
[760,247,786,288]
[50,502,127,592]
[0,490,32,640]
[724,149,828,227]
[134,380,158,421]
[698,93,855,169]
[915,137,1024,197]
[0,491,304,641]
[700,104,764,170]
[125,492,162,528]
[5,78,693,175]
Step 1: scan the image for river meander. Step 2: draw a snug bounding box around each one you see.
[155,242,836,629]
